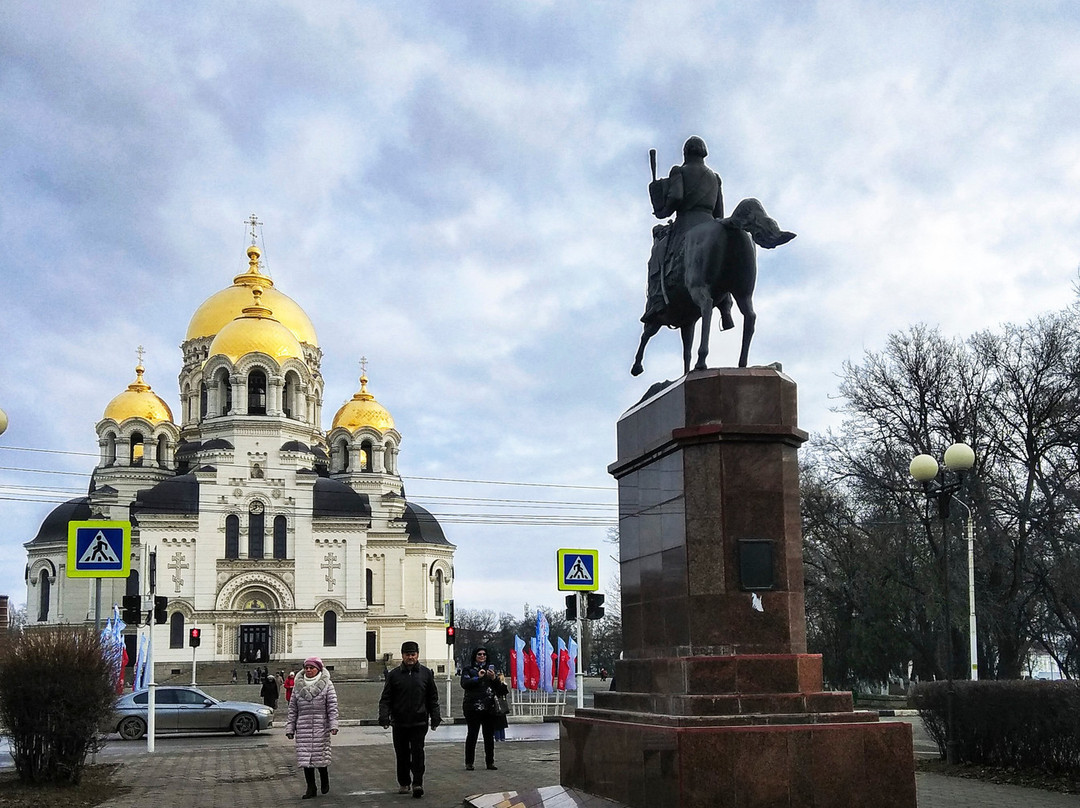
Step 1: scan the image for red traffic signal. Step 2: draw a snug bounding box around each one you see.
[445,626,456,645]
[189,627,201,648]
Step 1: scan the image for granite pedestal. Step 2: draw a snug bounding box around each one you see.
[560,369,916,808]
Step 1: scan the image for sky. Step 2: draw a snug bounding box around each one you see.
[2,1,1080,621]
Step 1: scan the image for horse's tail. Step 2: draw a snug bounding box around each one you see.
[726,198,795,249]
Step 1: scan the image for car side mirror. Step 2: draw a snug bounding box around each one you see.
[203,699,214,707]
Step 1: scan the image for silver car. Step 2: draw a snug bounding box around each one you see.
[110,686,274,740]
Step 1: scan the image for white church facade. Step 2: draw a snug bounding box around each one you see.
[24,236,454,678]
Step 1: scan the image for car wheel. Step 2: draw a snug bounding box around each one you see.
[117,716,146,741]
[231,713,258,736]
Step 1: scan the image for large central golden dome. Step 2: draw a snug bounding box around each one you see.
[208,288,304,363]
[103,361,174,424]
[186,245,318,346]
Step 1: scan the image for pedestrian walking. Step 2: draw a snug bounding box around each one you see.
[261,673,279,710]
[285,657,339,799]
[284,670,296,702]
[231,668,238,684]
[247,669,253,685]
[460,647,508,771]
[379,641,441,799]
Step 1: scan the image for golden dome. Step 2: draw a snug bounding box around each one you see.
[103,359,174,424]
[208,287,304,363]
[186,245,318,346]
[332,373,395,432]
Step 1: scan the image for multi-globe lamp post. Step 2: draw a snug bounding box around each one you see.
[909,441,975,765]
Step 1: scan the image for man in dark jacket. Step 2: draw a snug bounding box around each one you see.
[379,641,441,799]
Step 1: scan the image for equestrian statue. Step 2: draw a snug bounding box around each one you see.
[631,136,795,376]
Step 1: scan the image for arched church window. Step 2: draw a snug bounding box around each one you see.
[225,515,240,559]
[105,432,117,466]
[249,502,265,559]
[156,434,167,466]
[366,568,374,604]
[200,382,208,419]
[434,570,444,616]
[37,569,50,622]
[385,442,396,474]
[130,432,145,466]
[169,612,185,648]
[336,438,350,473]
[360,440,373,473]
[216,369,232,416]
[283,371,300,419]
[248,369,267,415]
[273,515,287,559]
[323,611,338,647]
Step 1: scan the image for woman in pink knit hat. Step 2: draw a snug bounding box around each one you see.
[285,657,339,798]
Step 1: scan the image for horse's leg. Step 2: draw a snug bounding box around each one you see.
[734,293,756,368]
[693,298,713,371]
[718,293,734,330]
[681,324,695,375]
[631,322,662,376]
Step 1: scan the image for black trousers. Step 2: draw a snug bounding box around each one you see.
[464,712,496,766]
[391,725,428,787]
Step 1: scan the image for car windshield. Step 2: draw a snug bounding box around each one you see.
[131,688,218,706]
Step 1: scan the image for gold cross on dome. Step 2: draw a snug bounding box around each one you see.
[359,356,368,378]
[136,345,145,364]
[246,213,262,245]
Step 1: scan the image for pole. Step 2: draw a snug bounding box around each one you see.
[943,514,956,765]
[446,644,453,720]
[575,593,584,709]
[191,640,197,686]
[94,578,102,631]
[142,540,156,753]
[966,514,978,681]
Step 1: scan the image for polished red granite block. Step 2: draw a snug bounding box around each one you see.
[561,717,916,808]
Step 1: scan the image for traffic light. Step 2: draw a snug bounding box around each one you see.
[585,593,606,620]
[445,599,454,627]
[565,593,578,620]
[153,596,168,625]
[122,595,141,625]
[189,627,201,648]
[445,626,456,645]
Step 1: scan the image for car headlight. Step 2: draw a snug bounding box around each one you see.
[257,708,272,715]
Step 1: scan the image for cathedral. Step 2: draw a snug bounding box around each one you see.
[23,232,455,678]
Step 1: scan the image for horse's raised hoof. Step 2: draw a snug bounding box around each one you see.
[631,363,644,376]
[693,362,708,372]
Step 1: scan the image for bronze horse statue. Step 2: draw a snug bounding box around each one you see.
[631,198,794,376]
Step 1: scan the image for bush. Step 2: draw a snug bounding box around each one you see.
[0,626,117,784]
[912,679,1080,772]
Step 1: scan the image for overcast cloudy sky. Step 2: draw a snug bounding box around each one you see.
[3,2,1079,620]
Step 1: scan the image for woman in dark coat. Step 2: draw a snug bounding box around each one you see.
[260,673,279,710]
[460,647,509,770]
[286,657,339,798]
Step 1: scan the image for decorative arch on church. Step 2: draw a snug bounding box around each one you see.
[332,436,350,473]
[247,367,268,415]
[216,571,295,612]
[359,439,373,472]
[102,431,118,466]
[384,439,398,473]
[282,369,302,419]
[429,559,452,616]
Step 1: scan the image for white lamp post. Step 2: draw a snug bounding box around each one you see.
[909,441,975,765]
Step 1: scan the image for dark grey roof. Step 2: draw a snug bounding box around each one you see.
[29,497,93,544]
[402,502,450,545]
[132,474,200,516]
[297,467,318,476]
[280,440,312,452]
[311,447,328,459]
[200,438,234,450]
[176,441,202,454]
[312,478,371,519]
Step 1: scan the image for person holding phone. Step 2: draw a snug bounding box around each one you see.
[460,647,508,771]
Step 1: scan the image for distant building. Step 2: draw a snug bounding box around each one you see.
[24,236,454,676]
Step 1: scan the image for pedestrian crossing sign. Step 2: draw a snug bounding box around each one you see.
[67,521,131,578]
[557,548,599,591]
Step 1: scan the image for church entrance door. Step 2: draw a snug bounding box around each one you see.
[240,624,270,662]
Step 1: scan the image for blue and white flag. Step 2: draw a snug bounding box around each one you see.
[567,635,579,691]
[133,631,148,691]
[514,635,526,691]
[536,610,552,693]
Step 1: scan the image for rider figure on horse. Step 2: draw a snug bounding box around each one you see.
[643,136,723,325]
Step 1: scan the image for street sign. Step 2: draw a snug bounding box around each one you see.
[67,521,131,578]
[557,548,599,591]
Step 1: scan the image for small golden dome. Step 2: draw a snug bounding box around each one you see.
[208,287,304,363]
[103,358,174,424]
[186,244,318,346]
[332,372,395,432]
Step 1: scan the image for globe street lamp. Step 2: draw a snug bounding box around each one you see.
[909,441,974,765]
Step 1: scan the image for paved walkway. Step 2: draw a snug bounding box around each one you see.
[87,725,1077,808]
